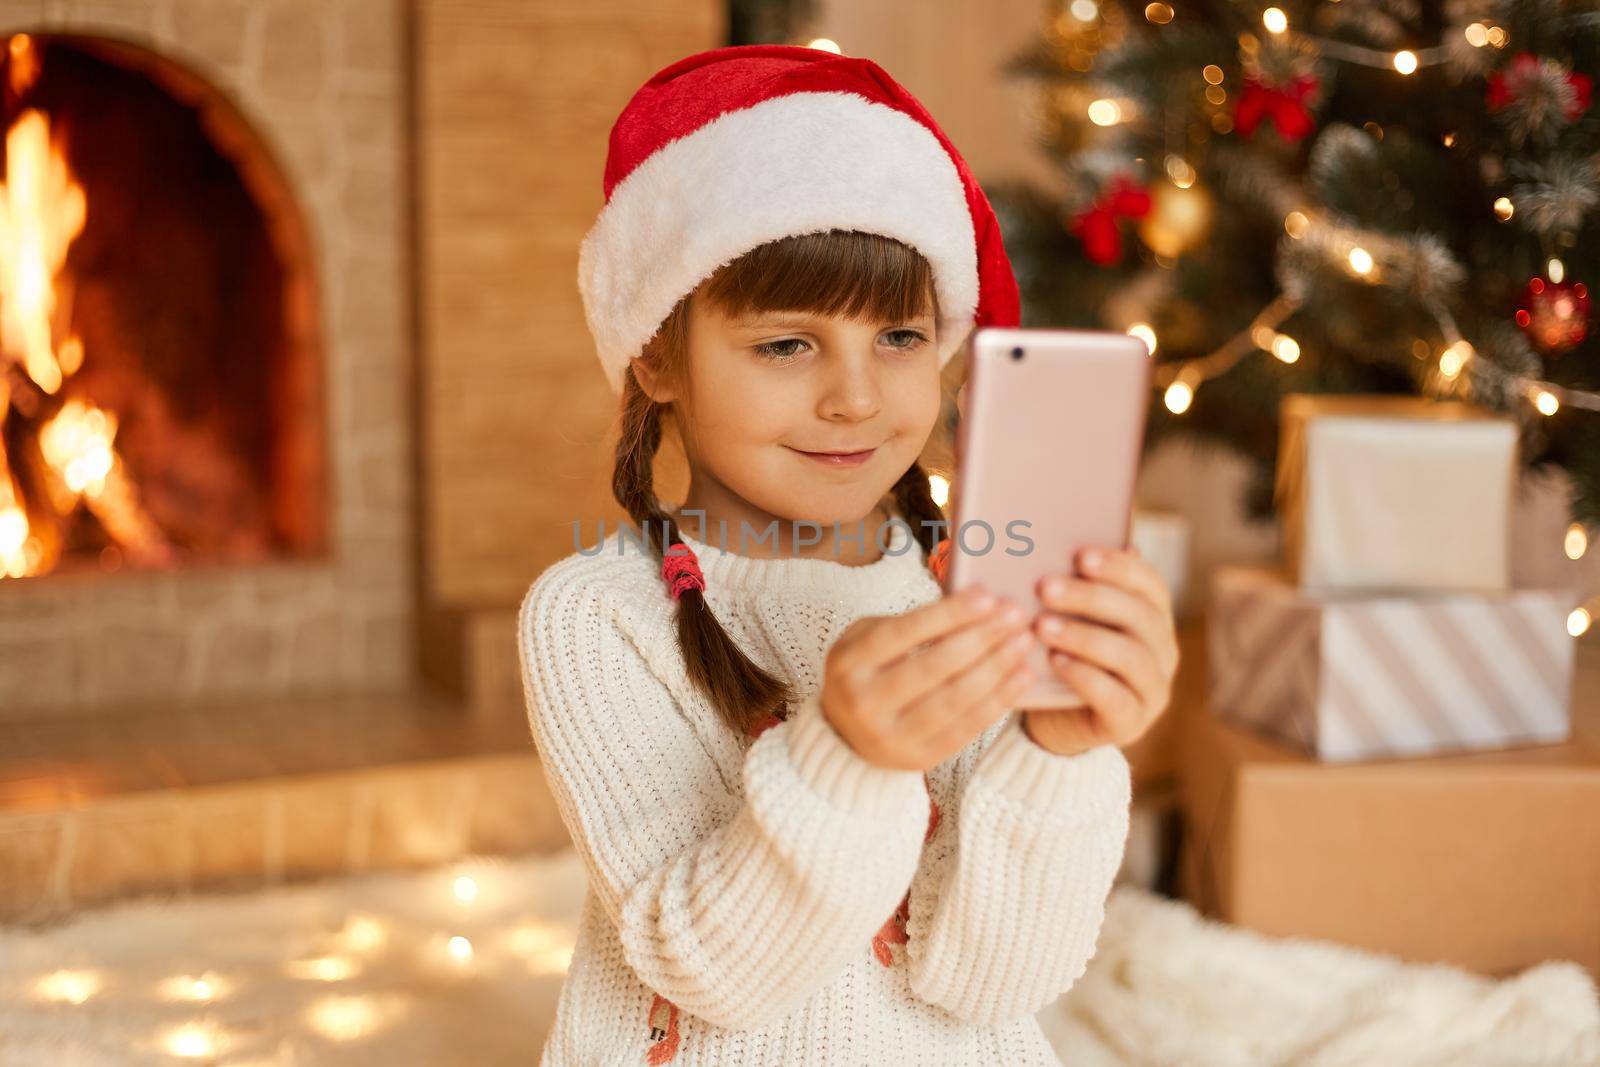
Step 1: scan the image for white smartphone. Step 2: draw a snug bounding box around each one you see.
[944,327,1153,709]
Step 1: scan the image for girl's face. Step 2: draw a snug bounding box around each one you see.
[643,293,942,535]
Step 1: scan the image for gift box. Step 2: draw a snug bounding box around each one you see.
[1178,638,1600,976]
[1208,564,1578,761]
[1274,393,1519,594]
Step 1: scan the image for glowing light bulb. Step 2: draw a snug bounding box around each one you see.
[1565,522,1588,560]
[285,956,360,982]
[927,472,950,508]
[1163,380,1193,413]
[1164,155,1196,187]
[1549,258,1565,284]
[1347,247,1374,275]
[1284,210,1310,238]
[453,875,479,903]
[1070,0,1099,21]
[1393,50,1418,74]
[34,969,100,1004]
[1493,196,1513,220]
[1270,334,1300,363]
[1569,607,1591,637]
[160,973,227,1002]
[1464,22,1489,47]
[1263,7,1287,33]
[306,993,396,1041]
[448,935,474,962]
[342,914,387,953]
[1534,389,1560,416]
[164,1022,223,1059]
[1438,340,1472,378]
[1126,322,1157,354]
[1087,98,1122,125]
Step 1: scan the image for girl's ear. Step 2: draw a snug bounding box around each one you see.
[631,357,677,404]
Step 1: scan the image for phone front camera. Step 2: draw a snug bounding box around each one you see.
[1010,346,1024,360]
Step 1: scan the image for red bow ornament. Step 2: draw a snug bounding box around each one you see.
[1487,52,1592,119]
[1069,174,1152,266]
[1233,73,1320,142]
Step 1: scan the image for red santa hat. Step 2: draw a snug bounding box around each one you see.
[578,43,1022,395]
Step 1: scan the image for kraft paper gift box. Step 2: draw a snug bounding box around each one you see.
[1274,393,1519,594]
[1177,644,1600,977]
[1208,564,1578,761]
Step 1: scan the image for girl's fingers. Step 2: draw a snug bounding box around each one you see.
[1048,654,1146,742]
[873,602,1030,709]
[1038,569,1178,678]
[1038,573,1167,657]
[843,586,1002,672]
[1036,615,1164,714]
[923,665,1034,765]
[896,628,1035,748]
[1078,547,1172,616]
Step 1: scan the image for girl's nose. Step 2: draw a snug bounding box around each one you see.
[819,357,882,421]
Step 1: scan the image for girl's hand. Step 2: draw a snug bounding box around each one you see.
[821,586,1038,772]
[1020,545,1179,758]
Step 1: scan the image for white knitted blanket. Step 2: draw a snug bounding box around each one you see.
[1038,884,1600,1067]
[1,850,1594,1066]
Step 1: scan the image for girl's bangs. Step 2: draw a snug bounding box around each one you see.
[698,229,938,327]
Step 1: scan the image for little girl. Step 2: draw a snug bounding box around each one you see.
[518,44,1179,1066]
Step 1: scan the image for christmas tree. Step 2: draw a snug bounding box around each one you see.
[988,0,1599,561]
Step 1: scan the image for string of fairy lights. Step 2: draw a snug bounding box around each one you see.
[812,18,1598,634]
[1083,5,1600,635]
[1112,4,1600,420]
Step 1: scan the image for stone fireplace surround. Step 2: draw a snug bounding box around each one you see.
[0,0,730,925]
[0,0,412,717]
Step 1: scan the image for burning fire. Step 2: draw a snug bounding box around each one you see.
[0,34,169,577]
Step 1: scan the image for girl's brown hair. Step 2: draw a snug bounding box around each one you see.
[613,228,951,737]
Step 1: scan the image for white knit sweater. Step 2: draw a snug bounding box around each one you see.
[516,516,1132,1066]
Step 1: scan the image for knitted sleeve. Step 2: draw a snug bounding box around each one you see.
[516,565,933,1032]
[902,710,1131,1025]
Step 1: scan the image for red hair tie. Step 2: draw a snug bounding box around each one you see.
[662,541,705,600]
[928,536,953,584]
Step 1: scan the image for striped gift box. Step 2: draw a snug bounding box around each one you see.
[1207,565,1579,761]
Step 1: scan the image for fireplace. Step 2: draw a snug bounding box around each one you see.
[0,0,716,922]
[1,33,327,580]
[0,5,413,717]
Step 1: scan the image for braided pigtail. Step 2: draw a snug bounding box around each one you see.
[613,358,792,739]
[890,460,948,558]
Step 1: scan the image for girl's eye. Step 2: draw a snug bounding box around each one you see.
[752,338,807,362]
[751,330,928,362]
[883,329,929,350]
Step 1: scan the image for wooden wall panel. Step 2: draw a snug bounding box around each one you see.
[415,0,721,608]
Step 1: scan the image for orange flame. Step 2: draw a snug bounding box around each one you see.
[0,45,170,577]
[0,108,85,395]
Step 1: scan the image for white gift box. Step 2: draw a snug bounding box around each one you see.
[1274,394,1518,594]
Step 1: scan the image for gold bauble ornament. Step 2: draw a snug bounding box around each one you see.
[1138,180,1215,258]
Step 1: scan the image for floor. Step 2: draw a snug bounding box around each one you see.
[3,848,1595,1067]
[0,851,586,1066]
[0,692,570,924]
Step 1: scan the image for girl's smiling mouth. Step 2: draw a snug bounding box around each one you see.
[787,445,878,466]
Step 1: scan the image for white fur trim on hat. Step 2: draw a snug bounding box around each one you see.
[578,90,980,395]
